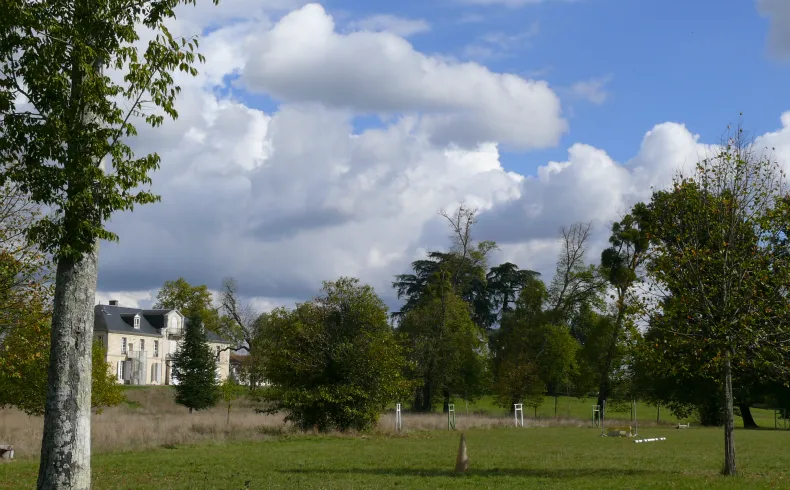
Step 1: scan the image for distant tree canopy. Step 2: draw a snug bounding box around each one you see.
[255,278,411,432]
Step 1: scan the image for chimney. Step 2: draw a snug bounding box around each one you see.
[109,300,118,306]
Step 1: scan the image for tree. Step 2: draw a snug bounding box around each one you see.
[547,222,606,340]
[393,205,498,331]
[1,0,215,485]
[256,278,411,431]
[219,377,245,425]
[486,262,540,322]
[640,125,790,475]
[172,314,220,413]
[0,183,53,336]
[154,277,232,337]
[399,273,489,412]
[493,278,578,413]
[155,278,215,317]
[595,206,652,411]
[0,307,125,416]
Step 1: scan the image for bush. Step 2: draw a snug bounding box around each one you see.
[256,277,411,432]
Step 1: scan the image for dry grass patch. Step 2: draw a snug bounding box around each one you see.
[0,386,674,460]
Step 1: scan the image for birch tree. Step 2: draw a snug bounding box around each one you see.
[0,0,216,487]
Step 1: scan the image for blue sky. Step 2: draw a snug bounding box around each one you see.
[98,0,790,308]
[244,0,790,174]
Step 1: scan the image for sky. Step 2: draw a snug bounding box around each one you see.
[94,0,790,313]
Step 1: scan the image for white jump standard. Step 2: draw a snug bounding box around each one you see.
[514,403,524,427]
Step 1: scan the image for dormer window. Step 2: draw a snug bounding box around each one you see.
[133,315,140,329]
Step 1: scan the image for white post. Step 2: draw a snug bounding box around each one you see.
[448,403,456,430]
[632,400,638,437]
[514,403,524,427]
[395,403,402,432]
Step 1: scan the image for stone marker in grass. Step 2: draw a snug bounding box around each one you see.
[455,433,469,473]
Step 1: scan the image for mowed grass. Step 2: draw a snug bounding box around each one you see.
[2,427,789,489]
[402,395,782,428]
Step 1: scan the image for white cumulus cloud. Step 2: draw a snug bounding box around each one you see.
[239,3,567,150]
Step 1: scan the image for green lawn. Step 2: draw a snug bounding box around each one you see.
[399,395,782,428]
[2,427,789,489]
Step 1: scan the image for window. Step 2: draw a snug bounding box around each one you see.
[128,342,133,352]
[154,340,159,358]
[133,315,140,329]
[140,339,145,352]
[121,337,127,354]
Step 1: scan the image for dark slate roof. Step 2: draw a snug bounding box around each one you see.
[94,305,164,338]
[94,304,232,344]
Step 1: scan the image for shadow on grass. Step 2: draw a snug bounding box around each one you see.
[280,467,660,479]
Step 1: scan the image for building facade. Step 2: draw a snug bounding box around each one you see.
[93,301,232,385]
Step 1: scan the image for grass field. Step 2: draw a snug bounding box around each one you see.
[406,394,781,428]
[1,387,787,488]
[2,427,789,489]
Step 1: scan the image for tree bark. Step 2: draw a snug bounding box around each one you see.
[739,403,758,429]
[722,351,737,476]
[37,242,99,490]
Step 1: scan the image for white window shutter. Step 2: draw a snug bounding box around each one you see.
[117,361,123,381]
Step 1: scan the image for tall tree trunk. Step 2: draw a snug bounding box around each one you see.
[420,382,432,412]
[739,403,758,429]
[37,243,99,490]
[722,351,737,476]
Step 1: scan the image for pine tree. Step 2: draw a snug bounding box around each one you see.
[172,314,220,413]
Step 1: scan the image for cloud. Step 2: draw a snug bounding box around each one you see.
[476,121,716,255]
[347,14,431,37]
[568,75,613,105]
[463,23,540,61]
[757,0,790,59]
[92,3,790,315]
[239,4,567,150]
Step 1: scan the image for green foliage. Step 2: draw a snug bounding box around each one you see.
[172,314,220,412]
[257,277,411,431]
[638,128,790,471]
[0,183,53,335]
[154,277,232,336]
[0,0,216,261]
[220,377,245,424]
[399,274,490,411]
[587,207,653,405]
[486,262,540,321]
[0,307,125,415]
[642,144,790,384]
[92,341,126,414]
[493,280,579,409]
